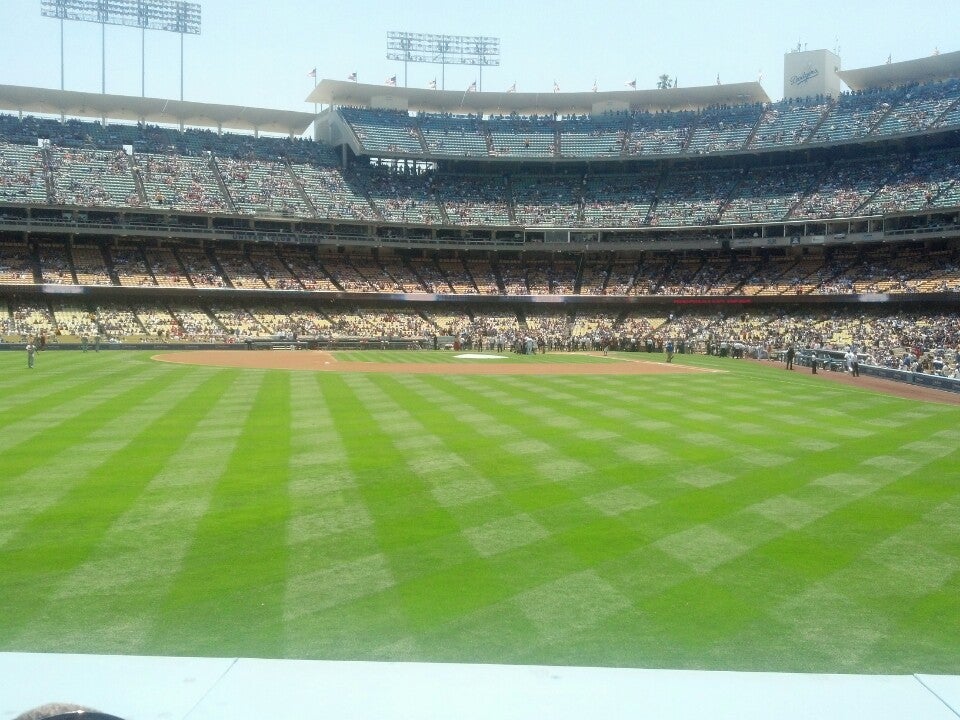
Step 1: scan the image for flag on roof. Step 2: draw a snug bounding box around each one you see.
[625,79,636,90]
[716,73,721,85]
[885,54,892,65]
[467,80,477,92]
[507,82,516,93]
[553,80,560,93]
[347,72,357,82]
[429,78,437,90]
[592,79,598,92]
[385,75,397,86]
[307,68,316,78]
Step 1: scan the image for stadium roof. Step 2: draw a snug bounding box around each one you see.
[307,79,771,114]
[0,85,316,135]
[838,50,960,91]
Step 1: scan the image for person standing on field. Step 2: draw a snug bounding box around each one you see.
[26,341,36,368]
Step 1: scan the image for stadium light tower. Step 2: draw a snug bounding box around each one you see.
[41,0,201,100]
[387,32,500,90]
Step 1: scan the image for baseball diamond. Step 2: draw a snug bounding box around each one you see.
[2,28,960,719]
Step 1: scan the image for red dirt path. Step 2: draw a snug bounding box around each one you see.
[151,350,960,405]
[152,350,709,375]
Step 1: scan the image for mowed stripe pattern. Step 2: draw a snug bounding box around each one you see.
[0,351,958,674]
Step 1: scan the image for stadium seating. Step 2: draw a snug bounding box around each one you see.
[1,74,960,366]
[650,168,738,226]
[48,147,139,207]
[686,105,764,154]
[0,141,47,203]
[432,173,512,226]
[582,172,657,227]
[418,113,489,157]
[559,113,628,158]
[339,107,424,154]
[748,100,831,149]
[624,110,694,156]
[137,152,227,213]
[488,114,557,158]
[69,243,113,286]
[0,242,36,284]
[874,78,960,136]
[511,175,581,226]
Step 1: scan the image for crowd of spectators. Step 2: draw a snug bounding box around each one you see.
[0,242,36,283]
[176,247,229,288]
[512,174,582,226]
[559,113,628,157]
[582,172,657,227]
[686,104,765,155]
[358,166,445,225]
[649,168,736,226]
[333,79,960,161]
[0,75,958,224]
[789,156,902,220]
[16,240,960,366]
[748,99,831,148]
[217,157,310,217]
[142,247,187,287]
[216,250,271,289]
[0,142,47,203]
[36,242,73,284]
[338,107,425,154]
[112,248,157,287]
[137,153,227,213]
[4,117,960,228]
[93,304,144,337]
[1,84,960,357]
[69,244,113,286]
[488,114,558,158]
[291,162,377,221]
[48,147,139,207]
[624,111,694,156]
[3,290,959,375]
[10,238,960,301]
[431,174,512,225]
[418,113,490,156]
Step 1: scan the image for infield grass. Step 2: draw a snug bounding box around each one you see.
[0,349,958,674]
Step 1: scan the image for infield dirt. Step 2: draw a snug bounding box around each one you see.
[152,349,960,405]
[152,350,711,375]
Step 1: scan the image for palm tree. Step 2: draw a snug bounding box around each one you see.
[656,74,673,90]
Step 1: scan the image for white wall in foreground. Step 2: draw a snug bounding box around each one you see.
[1,653,958,720]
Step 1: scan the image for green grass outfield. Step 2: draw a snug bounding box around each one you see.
[1,349,958,674]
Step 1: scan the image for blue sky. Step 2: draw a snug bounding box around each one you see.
[0,0,958,112]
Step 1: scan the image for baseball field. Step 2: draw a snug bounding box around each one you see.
[1,348,958,674]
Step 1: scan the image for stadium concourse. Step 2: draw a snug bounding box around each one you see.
[2,48,960,719]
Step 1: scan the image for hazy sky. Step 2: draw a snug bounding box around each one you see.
[0,0,958,112]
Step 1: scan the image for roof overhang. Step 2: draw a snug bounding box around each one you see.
[838,50,960,91]
[0,85,316,135]
[307,79,770,114]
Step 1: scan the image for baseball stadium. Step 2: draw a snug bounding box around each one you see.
[2,6,960,719]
